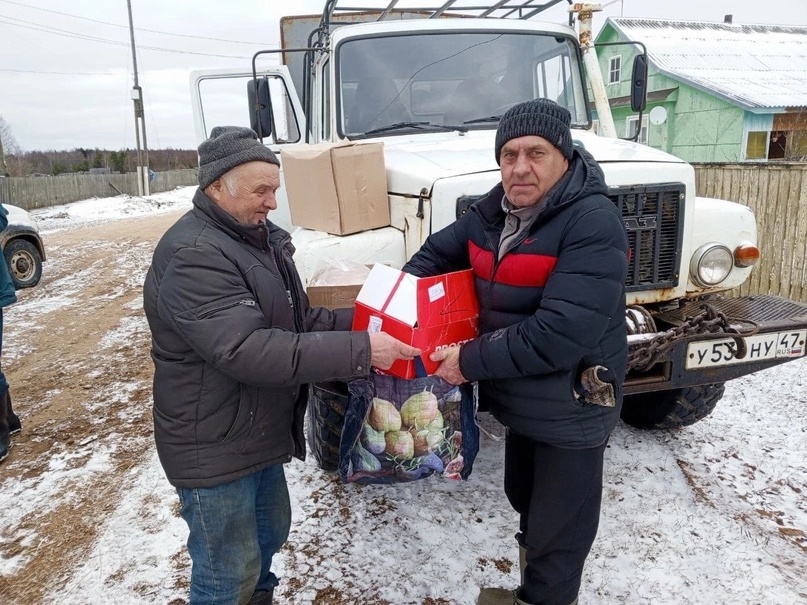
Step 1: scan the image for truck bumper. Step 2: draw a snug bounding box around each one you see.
[625,294,807,394]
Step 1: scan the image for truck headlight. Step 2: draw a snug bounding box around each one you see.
[690,243,733,287]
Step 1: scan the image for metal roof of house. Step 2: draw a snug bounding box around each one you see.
[603,18,807,111]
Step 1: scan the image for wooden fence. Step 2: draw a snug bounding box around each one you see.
[1,163,805,301]
[0,169,198,211]
[694,163,807,302]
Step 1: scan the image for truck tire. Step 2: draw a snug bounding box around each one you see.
[3,239,43,289]
[620,383,725,430]
[306,381,349,471]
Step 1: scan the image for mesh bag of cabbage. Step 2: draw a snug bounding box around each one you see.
[338,374,479,484]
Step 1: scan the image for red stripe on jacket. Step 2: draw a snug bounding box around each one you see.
[469,240,558,287]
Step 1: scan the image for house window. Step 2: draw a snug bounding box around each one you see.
[626,115,648,144]
[791,130,807,161]
[768,131,787,160]
[745,131,768,160]
[608,55,622,84]
[591,119,600,135]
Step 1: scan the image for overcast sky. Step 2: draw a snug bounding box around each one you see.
[1,0,805,152]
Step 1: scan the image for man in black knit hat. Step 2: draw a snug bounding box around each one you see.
[143,126,419,605]
[403,99,629,605]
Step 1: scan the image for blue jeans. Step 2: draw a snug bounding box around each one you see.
[176,464,292,605]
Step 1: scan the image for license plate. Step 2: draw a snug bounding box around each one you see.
[685,330,807,369]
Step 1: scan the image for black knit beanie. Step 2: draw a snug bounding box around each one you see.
[494,99,573,164]
[197,126,280,190]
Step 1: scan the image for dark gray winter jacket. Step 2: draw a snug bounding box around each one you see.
[404,148,628,448]
[143,189,371,488]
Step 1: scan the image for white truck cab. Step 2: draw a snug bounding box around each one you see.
[190,1,807,450]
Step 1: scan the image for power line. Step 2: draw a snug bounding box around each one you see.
[0,15,257,58]
[127,0,149,197]
[0,0,275,46]
[0,67,127,75]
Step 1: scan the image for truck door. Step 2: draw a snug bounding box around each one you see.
[189,67,306,233]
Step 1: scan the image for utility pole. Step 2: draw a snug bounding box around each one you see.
[127,0,149,196]
[0,134,6,177]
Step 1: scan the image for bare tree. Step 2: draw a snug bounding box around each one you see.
[0,115,21,176]
[0,116,19,152]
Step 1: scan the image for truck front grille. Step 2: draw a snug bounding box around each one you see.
[609,183,684,292]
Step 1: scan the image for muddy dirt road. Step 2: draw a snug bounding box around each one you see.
[0,211,187,604]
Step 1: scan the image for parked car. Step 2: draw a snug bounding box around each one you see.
[2,204,45,289]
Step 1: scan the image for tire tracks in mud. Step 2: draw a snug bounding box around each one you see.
[0,212,185,605]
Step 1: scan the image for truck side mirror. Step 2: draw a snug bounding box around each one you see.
[630,54,648,113]
[247,78,274,139]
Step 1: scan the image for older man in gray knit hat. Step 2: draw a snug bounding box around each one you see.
[143,126,419,605]
[403,99,629,605]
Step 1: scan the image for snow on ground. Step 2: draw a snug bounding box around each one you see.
[5,188,807,604]
[53,363,807,605]
[31,187,195,234]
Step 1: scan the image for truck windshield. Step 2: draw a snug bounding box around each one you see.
[337,31,589,138]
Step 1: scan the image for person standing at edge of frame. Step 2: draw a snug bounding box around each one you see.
[0,200,21,463]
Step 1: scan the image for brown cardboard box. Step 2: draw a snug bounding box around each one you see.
[306,283,363,310]
[281,142,390,235]
[305,262,372,310]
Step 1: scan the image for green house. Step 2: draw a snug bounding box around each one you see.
[593,18,807,162]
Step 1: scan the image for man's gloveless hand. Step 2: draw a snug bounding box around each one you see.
[368,332,421,370]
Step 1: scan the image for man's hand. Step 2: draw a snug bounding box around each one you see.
[369,332,421,370]
[429,346,467,385]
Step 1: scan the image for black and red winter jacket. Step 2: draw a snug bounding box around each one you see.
[403,147,628,448]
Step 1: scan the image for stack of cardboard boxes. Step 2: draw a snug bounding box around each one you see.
[284,140,479,378]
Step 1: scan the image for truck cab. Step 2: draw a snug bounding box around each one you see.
[190,1,807,436]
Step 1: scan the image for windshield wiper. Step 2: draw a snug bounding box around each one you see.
[361,121,469,136]
[462,115,503,125]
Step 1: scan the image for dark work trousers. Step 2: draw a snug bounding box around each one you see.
[504,432,608,605]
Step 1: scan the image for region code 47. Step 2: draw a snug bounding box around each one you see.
[686,330,806,369]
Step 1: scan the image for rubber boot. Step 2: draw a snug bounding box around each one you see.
[7,392,20,435]
[246,587,273,605]
[512,591,577,605]
[512,542,578,605]
[514,591,569,605]
[519,544,527,585]
[477,587,516,605]
[478,537,527,605]
[481,586,577,605]
[0,390,10,463]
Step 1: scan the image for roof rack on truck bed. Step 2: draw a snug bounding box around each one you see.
[320,0,573,32]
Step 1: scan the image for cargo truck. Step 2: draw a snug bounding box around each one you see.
[189,0,807,469]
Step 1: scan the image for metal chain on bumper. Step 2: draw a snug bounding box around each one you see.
[627,303,760,373]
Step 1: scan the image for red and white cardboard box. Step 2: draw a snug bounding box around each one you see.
[352,264,479,379]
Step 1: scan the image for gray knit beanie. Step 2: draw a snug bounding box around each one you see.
[197,126,280,189]
[494,99,573,164]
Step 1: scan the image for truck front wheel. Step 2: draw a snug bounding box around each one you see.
[620,383,726,429]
